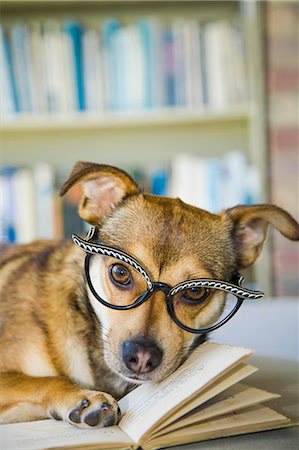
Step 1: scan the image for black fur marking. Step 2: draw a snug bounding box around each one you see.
[32,311,48,336]
[33,246,58,270]
[190,333,207,352]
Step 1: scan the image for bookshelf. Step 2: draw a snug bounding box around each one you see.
[0,105,251,132]
[0,1,270,292]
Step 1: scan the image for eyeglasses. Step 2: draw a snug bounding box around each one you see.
[73,227,264,335]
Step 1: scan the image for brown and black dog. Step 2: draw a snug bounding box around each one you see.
[0,162,298,428]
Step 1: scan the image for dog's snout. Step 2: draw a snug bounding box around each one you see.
[122,339,163,374]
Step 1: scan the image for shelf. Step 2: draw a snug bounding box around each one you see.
[0,105,251,132]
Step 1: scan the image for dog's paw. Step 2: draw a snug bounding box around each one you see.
[48,389,120,429]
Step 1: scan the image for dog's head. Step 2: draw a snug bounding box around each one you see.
[61,162,299,383]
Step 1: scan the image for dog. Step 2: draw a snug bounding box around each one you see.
[0,161,298,428]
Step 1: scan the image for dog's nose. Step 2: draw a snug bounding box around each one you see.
[122,339,163,373]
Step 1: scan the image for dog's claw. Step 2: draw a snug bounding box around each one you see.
[81,398,90,409]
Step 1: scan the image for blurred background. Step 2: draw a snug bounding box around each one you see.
[0,0,298,304]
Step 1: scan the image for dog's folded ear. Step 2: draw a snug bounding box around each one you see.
[221,204,299,268]
[60,162,140,224]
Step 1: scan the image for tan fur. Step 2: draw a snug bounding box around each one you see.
[0,162,298,428]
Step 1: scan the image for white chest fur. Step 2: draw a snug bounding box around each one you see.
[62,338,95,388]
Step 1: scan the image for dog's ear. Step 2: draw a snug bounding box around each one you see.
[221,204,299,268]
[60,162,140,224]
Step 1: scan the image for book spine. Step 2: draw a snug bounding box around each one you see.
[63,21,85,111]
[163,27,175,107]
[138,19,154,109]
[172,19,186,107]
[0,26,19,114]
[0,167,17,243]
[33,163,55,239]
[13,168,36,243]
[102,18,121,111]
[83,29,105,112]
[10,23,33,112]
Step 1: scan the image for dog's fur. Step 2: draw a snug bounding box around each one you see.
[0,162,298,428]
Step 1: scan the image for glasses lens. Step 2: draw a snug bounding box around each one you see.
[171,287,239,331]
[88,254,149,307]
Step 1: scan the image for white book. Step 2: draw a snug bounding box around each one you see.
[127,25,145,111]
[114,26,129,111]
[43,20,71,113]
[169,154,194,206]
[28,21,49,113]
[170,154,212,211]
[13,168,36,243]
[83,29,105,112]
[191,156,211,211]
[33,163,55,239]
[61,24,78,112]
[204,21,228,108]
[182,20,203,108]
[221,151,249,209]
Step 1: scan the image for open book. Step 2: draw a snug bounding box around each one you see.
[1,342,293,450]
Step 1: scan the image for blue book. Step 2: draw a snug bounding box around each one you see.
[112,25,126,111]
[163,28,175,107]
[199,24,208,105]
[63,21,85,111]
[0,166,17,243]
[137,19,155,109]
[150,168,168,196]
[102,18,121,111]
[0,27,19,113]
[10,24,32,112]
[207,159,222,213]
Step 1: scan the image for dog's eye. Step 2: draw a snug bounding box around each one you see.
[182,288,210,303]
[110,264,131,286]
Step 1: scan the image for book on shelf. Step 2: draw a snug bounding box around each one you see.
[0,16,249,117]
[1,342,293,450]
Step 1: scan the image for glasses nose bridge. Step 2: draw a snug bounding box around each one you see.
[152,282,172,296]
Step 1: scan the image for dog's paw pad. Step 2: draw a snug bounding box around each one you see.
[68,398,90,424]
[84,402,117,427]
[83,402,116,427]
[84,409,102,427]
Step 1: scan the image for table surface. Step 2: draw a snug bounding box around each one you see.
[169,356,299,450]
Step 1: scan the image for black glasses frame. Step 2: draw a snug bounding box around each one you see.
[73,228,264,335]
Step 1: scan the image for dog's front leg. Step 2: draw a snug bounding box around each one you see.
[0,372,119,428]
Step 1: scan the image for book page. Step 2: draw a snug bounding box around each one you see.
[0,419,135,450]
[153,383,279,438]
[118,342,253,442]
[145,405,292,450]
[146,363,257,437]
